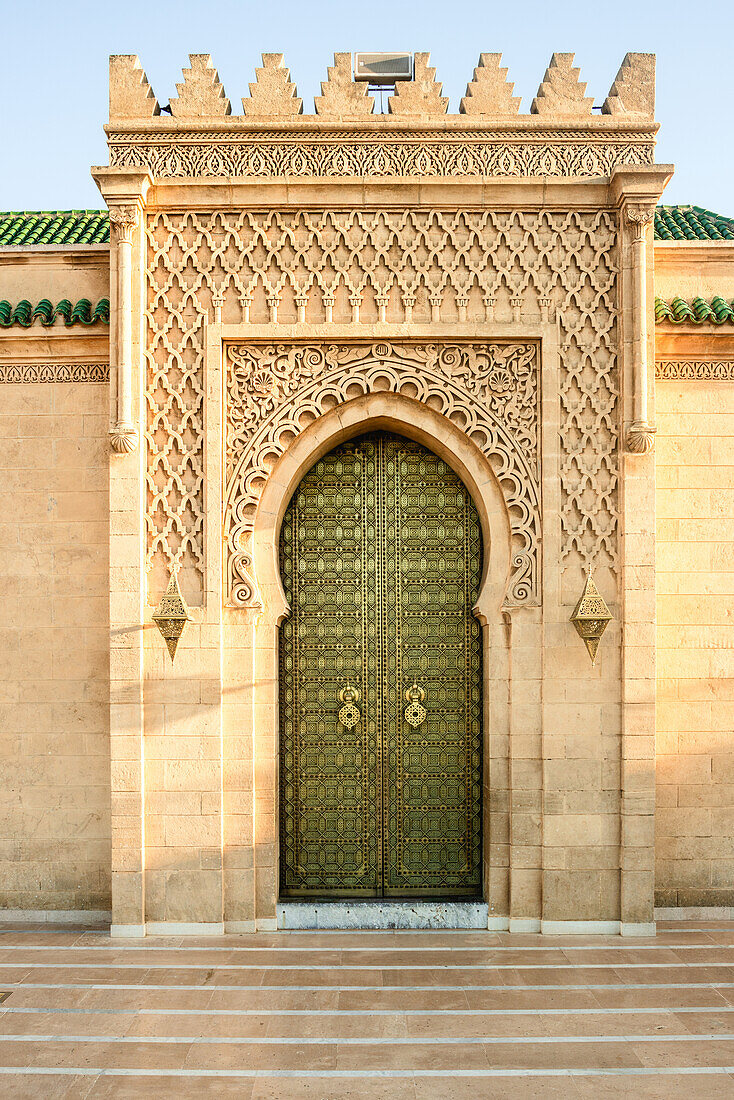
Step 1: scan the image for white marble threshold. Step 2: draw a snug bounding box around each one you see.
[278,900,489,929]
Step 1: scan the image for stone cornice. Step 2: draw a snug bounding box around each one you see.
[105,118,658,181]
[105,116,658,137]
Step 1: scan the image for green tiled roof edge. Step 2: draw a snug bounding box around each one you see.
[0,211,110,247]
[0,298,110,327]
[0,205,732,245]
[655,295,734,324]
[654,205,734,242]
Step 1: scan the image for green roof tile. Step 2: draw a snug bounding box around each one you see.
[655,295,734,324]
[0,205,732,247]
[654,205,734,242]
[0,297,110,327]
[0,211,110,247]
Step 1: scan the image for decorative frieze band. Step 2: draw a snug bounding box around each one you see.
[0,362,109,383]
[110,134,653,179]
[656,361,734,380]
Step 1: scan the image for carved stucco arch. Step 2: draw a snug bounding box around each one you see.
[223,341,540,609]
[251,393,513,629]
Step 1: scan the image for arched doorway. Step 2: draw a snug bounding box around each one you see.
[279,431,483,898]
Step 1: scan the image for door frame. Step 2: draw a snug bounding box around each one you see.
[248,391,517,921]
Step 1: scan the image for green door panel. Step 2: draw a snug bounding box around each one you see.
[279,432,483,898]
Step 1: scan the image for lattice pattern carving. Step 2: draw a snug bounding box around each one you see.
[145,208,618,603]
[224,341,539,608]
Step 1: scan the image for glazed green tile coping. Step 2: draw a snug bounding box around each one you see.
[654,205,734,242]
[0,211,109,247]
[0,206,732,247]
[0,298,110,327]
[655,295,734,325]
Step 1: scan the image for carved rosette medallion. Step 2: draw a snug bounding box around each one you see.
[223,341,540,609]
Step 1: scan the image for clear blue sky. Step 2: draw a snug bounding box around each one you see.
[2,0,731,214]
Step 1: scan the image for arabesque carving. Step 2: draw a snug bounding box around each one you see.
[0,362,109,383]
[112,133,652,179]
[656,360,734,381]
[145,208,618,603]
[224,341,539,608]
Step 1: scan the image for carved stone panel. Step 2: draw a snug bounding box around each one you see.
[224,341,540,608]
[144,208,618,604]
[112,131,653,179]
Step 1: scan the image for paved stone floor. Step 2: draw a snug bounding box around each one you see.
[2,921,734,1097]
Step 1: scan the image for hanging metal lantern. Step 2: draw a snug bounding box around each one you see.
[570,569,612,666]
[152,567,190,662]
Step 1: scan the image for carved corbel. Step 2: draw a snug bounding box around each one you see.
[109,203,140,453]
[626,420,657,454]
[624,202,656,453]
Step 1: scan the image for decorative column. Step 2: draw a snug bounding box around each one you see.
[109,203,140,454]
[625,203,657,454]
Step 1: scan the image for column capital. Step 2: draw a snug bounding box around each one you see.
[624,202,656,242]
[109,203,140,244]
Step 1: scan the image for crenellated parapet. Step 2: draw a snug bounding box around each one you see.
[104,50,658,179]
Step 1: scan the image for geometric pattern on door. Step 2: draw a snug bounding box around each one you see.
[279,432,483,897]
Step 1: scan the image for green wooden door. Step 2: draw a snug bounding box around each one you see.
[279,432,483,898]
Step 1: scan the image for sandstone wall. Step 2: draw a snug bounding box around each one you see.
[0,243,111,916]
[0,378,111,915]
[655,378,734,908]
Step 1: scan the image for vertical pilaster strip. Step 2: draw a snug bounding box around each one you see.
[108,205,140,455]
[107,201,144,936]
[619,199,657,933]
[93,168,151,936]
[625,204,657,455]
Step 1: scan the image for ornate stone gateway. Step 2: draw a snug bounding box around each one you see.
[279,432,483,898]
[93,49,672,934]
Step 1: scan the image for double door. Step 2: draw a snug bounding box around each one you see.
[279,432,483,897]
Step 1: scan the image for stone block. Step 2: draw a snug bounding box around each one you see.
[109,55,159,120]
[170,54,230,118]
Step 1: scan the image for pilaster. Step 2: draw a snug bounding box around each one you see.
[612,165,673,932]
[92,167,152,935]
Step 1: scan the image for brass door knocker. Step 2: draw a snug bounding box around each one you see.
[404,682,427,728]
[338,682,361,729]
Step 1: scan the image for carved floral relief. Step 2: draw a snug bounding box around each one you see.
[224,341,539,608]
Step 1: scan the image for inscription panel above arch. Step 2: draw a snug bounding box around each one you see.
[223,341,540,608]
